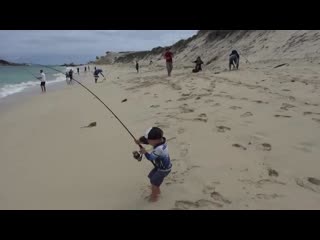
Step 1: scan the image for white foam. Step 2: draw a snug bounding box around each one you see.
[0,73,65,99]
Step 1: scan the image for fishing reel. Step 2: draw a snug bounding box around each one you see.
[132,151,142,161]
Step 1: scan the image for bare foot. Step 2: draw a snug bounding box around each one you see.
[149,195,159,202]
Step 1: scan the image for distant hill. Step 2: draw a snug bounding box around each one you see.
[0,59,28,66]
[92,30,320,68]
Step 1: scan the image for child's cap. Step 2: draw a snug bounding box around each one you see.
[144,127,163,140]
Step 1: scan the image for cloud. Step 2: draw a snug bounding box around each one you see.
[0,30,197,64]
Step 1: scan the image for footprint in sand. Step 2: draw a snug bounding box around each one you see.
[196,199,223,208]
[177,128,185,134]
[240,179,286,188]
[295,178,320,193]
[174,200,223,209]
[150,105,160,108]
[261,143,272,151]
[179,143,189,157]
[288,96,296,101]
[253,100,268,104]
[230,106,242,110]
[304,102,319,106]
[174,201,197,209]
[308,177,320,186]
[268,168,279,177]
[205,99,214,103]
[256,193,283,200]
[210,192,232,204]
[217,126,231,133]
[274,114,292,118]
[193,113,208,123]
[280,103,295,111]
[195,96,201,100]
[180,104,195,113]
[304,112,320,116]
[202,182,220,194]
[282,89,291,92]
[312,118,320,123]
[166,99,172,102]
[232,144,247,150]
[212,103,221,107]
[181,93,191,97]
[241,112,253,118]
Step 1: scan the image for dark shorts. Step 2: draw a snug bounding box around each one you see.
[148,168,171,187]
[40,82,45,86]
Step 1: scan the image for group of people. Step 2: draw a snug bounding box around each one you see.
[139,48,240,77]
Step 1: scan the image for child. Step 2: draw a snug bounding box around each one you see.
[135,127,172,202]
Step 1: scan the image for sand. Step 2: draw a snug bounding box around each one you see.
[0,58,320,210]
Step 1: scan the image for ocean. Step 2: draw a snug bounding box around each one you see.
[0,65,70,99]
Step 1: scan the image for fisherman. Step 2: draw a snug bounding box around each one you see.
[65,70,70,84]
[37,70,46,93]
[229,50,240,70]
[136,61,139,73]
[93,68,105,83]
[192,56,204,73]
[163,48,173,77]
[69,69,74,84]
[134,127,172,202]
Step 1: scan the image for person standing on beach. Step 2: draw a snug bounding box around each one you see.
[88,66,90,72]
[164,48,173,77]
[134,127,172,202]
[69,69,74,84]
[136,61,139,73]
[37,70,46,93]
[77,67,80,75]
[93,69,105,83]
[85,66,87,72]
[229,50,240,71]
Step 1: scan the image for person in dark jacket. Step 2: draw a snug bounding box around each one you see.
[192,56,204,73]
[229,50,240,70]
[93,69,105,83]
[136,61,139,73]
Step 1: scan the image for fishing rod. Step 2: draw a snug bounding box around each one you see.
[32,63,143,149]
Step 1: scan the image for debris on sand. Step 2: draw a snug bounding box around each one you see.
[81,122,97,128]
[274,63,289,69]
[121,98,127,103]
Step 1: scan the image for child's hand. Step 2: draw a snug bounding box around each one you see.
[139,147,147,154]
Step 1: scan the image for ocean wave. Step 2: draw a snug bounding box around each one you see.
[0,73,65,99]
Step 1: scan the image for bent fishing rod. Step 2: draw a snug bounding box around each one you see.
[31,63,143,149]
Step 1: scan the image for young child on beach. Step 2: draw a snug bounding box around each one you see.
[135,127,172,202]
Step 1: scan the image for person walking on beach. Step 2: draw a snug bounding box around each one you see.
[37,70,46,93]
[77,67,80,75]
[136,61,139,73]
[93,69,105,83]
[134,127,172,202]
[164,48,173,77]
[229,50,240,71]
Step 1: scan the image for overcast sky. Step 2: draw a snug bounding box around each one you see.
[0,30,197,65]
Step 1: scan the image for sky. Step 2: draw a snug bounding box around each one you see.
[0,30,198,65]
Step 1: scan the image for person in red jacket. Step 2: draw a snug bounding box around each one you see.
[164,48,173,77]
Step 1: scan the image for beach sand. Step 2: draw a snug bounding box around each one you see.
[1,60,320,209]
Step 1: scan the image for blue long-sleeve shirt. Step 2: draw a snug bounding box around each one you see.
[144,139,172,171]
